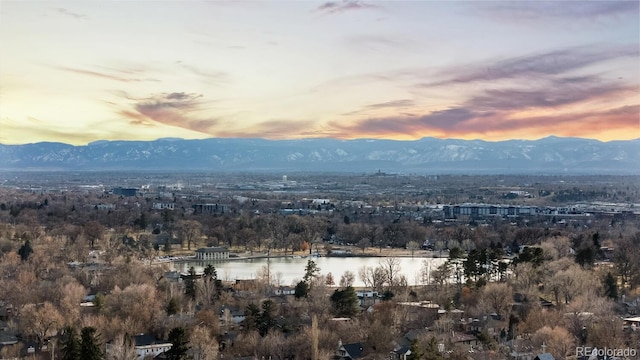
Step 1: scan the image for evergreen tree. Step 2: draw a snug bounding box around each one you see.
[80,327,103,360]
[204,264,217,278]
[424,337,443,360]
[294,280,310,299]
[603,272,618,300]
[18,239,33,261]
[166,298,179,316]
[258,300,277,337]
[407,338,424,360]
[60,326,81,360]
[303,259,320,284]
[330,286,359,317]
[166,327,189,360]
[242,303,261,332]
[204,264,222,292]
[184,266,197,300]
[92,293,105,312]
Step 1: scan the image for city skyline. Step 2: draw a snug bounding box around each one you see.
[1,0,639,145]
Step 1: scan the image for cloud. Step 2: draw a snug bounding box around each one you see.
[330,103,640,140]
[366,99,414,109]
[316,0,378,14]
[175,61,230,84]
[467,80,636,111]
[53,66,157,83]
[477,1,639,22]
[53,8,87,19]
[426,44,639,87]
[216,118,327,139]
[117,92,217,134]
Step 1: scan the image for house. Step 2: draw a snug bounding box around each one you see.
[274,286,295,296]
[220,305,246,324]
[451,331,479,347]
[534,353,555,360]
[194,247,229,260]
[335,340,365,359]
[105,334,172,360]
[390,346,411,360]
[356,290,380,307]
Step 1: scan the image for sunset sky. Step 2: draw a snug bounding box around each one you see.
[1,1,638,145]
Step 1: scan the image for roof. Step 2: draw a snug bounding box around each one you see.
[535,353,556,360]
[393,346,411,355]
[195,247,228,253]
[342,343,364,358]
[133,334,170,347]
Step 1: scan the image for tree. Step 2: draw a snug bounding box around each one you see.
[340,270,355,287]
[326,272,335,286]
[603,272,618,300]
[83,221,104,249]
[80,327,103,360]
[303,259,320,284]
[190,325,218,360]
[177,220,202,250]
[295,280,310,299]
[166,327,189,360]
[20,302,64,346]
[203,264,217,279]
[184,266,197,300]
[407,241,421,258]
[380,257,401,287]
[531,326,575,359]
[243,303,261,333]
[60,326,80,360]
[330,286,359,317]
[479,283,513,320]
[105,333,137,360]
[407,338,424,360]
[258,300,277,337]
[166,298,179,316]
[358,265,386,292]
[18,239,33,261]
[424,336,443,360]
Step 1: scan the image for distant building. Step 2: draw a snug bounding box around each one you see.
[193,203,226,214]
[153,202,175,210]
[194,247,229,260]
[95,203,116,210]
[112,187,137,197]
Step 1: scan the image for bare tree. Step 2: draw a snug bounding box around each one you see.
[358,265,386,292]
[106,333,137,360]
[531,326,575,359]
[406,241,420,257]
[380,257,401,287]
[479,282,513,319]
[20,302,64,346]
[176,220,202,251]
[190,325,218,360]
[340,271,355,287]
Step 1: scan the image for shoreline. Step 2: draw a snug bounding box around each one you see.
[167,249,446,264]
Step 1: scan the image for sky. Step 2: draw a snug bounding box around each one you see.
[1,0,639,145]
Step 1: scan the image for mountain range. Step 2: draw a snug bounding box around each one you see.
[0,137,638,174]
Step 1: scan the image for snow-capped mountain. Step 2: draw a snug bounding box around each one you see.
[0,137,638,174]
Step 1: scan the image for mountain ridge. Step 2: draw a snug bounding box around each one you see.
[1,137,638,174]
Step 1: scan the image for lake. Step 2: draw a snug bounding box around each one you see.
[171,256,447,287]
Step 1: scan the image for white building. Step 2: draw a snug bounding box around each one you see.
[106,334,172,360]
[194,247,229,260]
